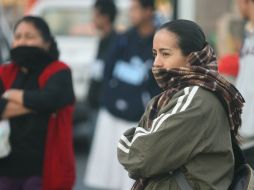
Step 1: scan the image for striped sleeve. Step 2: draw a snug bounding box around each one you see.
[117,86,209,179]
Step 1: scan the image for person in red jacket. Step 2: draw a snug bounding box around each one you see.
[0,16,75,190]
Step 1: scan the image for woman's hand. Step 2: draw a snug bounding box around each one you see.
[1,101,31,119]
[1,89,31,119]
[2,89,24,105]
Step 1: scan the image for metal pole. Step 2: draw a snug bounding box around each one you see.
[172,0,178,20]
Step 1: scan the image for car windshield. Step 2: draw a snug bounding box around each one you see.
[41,7,97,37]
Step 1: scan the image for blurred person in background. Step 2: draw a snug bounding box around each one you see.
[86,0,118,143]
[0,16,75,190]
[84,0,160,189]
[235,0,254,138]
[235,0,254,168]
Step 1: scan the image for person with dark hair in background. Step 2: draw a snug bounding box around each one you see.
[86,0,118,142]
[84,0,160,189]
[235,0,254,139]
[234,0,254,168]
[0,16,75,190]
[117,19,244,190]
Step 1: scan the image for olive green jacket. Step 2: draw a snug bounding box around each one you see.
[117,86,234,190]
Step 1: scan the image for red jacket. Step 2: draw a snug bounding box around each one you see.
[0,61,76,190]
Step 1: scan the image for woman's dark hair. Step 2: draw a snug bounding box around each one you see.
[94,0,117,23]
[137,0,155,10]
[159,19,206,56]
[14,16,59,60]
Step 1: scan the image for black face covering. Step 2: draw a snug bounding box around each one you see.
[10,46,55,72]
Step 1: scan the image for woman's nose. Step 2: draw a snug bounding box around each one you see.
[153,56,162,67]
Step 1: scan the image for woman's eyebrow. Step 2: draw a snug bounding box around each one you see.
[159,48,171,52]
[152,48,172,52]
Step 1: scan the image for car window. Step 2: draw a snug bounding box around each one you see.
[41,7,97,37]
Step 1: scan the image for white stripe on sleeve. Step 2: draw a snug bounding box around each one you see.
[180,86,199,112]
[118,86,199,154]
[118,142,130,153]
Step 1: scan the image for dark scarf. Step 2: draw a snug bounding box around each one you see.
[10,46,54,72]
[131,44,244,190]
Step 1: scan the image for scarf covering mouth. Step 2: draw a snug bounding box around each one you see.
[151,44,244,134]
[10,46,55,72]
[131,44,244,190]
[153,43,217,90]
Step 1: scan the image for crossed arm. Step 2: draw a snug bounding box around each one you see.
[1,89,32,119]
[0,69,74,119]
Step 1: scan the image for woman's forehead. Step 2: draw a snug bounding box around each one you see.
[153,29,179,48]
[15,22,39,33]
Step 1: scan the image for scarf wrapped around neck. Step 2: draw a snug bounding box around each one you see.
[131,44,244,190]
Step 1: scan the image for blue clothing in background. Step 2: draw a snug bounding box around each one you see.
[102,28,161,121]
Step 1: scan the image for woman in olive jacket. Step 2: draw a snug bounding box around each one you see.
[117,20,244,190]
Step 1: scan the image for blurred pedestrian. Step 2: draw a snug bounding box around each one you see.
[235,0,254,138]
[84,0,160,189]
[86,0,118,142]
[0,16,75,190]
[117,19,244,190]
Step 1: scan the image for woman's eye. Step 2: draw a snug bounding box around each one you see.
[14,34,21,40]
[162,53,169,57]
[153,53,157,58]
[26,34,36,39]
